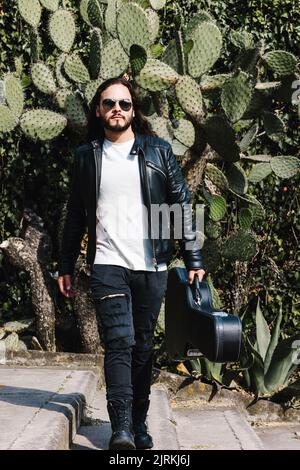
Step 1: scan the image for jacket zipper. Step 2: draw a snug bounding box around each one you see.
[138,148,158,271]
[91,140,101,268]
[145,160,167,180]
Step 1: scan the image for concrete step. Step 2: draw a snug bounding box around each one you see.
[72,385,179,450]
[254,423,300,450]
[0,366,98,450]
[171,401,264,450]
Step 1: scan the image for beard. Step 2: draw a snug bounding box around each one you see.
[101,112,134,133]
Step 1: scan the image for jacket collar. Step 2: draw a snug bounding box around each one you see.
[91,132,145,156]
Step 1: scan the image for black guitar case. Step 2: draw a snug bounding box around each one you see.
[165,267,242,363]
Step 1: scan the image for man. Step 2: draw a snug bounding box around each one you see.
[58,77,205,450]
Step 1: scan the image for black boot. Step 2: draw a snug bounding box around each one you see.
[132,398,153,449]
[107,399,136,450]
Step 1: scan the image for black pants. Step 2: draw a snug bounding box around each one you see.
[90,264,168,402]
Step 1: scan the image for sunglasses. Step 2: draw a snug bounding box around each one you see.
[101,98,133,112]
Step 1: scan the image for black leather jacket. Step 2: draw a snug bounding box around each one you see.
[58,132,204,276]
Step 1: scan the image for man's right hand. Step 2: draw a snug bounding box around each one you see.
[58,274,77,298]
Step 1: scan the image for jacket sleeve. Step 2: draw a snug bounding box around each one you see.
[165,144,205,271]
[58,148,87,276]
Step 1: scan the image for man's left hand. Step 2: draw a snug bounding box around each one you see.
[188,269,206,284]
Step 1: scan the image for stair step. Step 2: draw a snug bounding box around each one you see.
[171,405,264,450]
[72,385,179,450]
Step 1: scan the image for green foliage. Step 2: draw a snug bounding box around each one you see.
[0,0,299,368]
[242,300,300,396]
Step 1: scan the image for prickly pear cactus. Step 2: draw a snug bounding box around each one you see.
[0,0,299,274]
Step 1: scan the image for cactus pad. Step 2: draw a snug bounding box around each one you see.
[263,50,298,76]
[3,74,24,118]
[209,195,227,221]
[49,9,76,53]
[173,119,195,147]
[89,28,102,80]
[31,62,57,95]
[40,0,59,11]
[100,39,129,79]
[20,109,67,140]
[187,22,222,78]
[175,75,203,120]
[18,0,41,28]
[0,105,18,132]
[222,230,256,262]
[205,163,229,191]
[248,162,272,183]
[225,163,248,194]
[64,54,90,83]
[117,3,152,54]
[221,71,252,123]
[204,116,240,162]
[270,156,300,179]
[136,59,178,91]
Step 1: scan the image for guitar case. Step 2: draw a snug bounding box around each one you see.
[165,267,242,363]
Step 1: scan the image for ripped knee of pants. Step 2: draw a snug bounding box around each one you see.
[95,292,135,350]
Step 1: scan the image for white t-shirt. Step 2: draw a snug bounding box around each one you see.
[94,137,167,271]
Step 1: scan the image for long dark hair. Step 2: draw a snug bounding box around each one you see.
[86,77,156,142]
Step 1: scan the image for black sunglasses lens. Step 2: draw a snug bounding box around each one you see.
[102,99,115,110]
[102,99,132,111]
[119,100,132,111]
